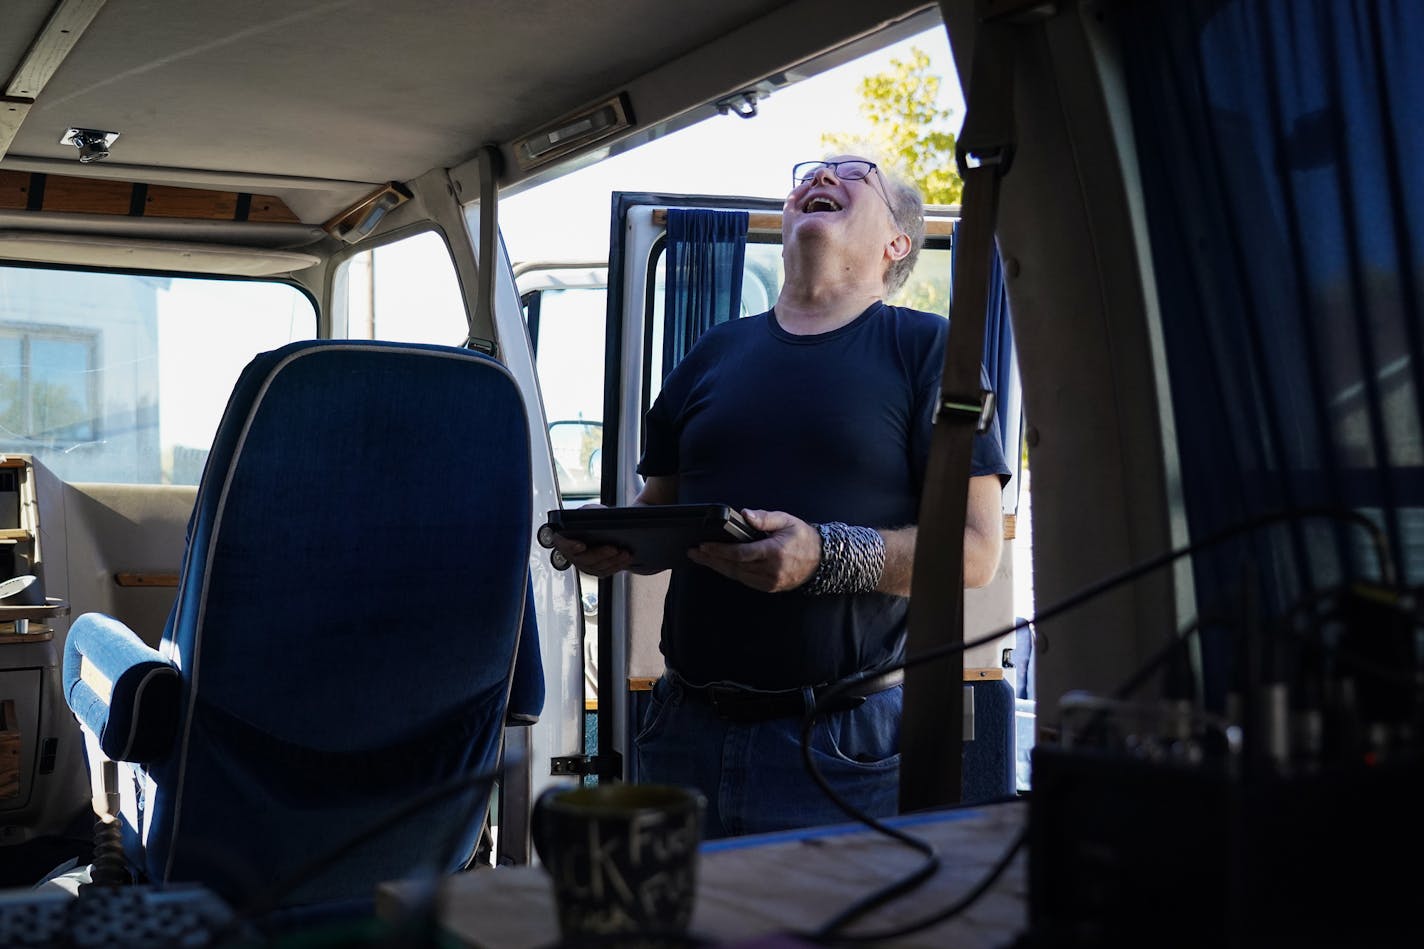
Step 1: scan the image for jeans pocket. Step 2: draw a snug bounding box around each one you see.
[633,675,678,747]
[813,685,902,770]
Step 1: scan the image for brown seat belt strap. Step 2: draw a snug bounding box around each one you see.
[899,12,1018,813]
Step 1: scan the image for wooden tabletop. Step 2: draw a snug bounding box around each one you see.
[377,800,1028,948]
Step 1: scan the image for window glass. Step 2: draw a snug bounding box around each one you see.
[525,285,607,502]
[535,288,607,427]
[29,335,95,442]
[0,265,315,484]
[336,230,467,344]
[892,245,952,316]
[646,230,953,403]
[741,243,783,315]
[0,336,27,439]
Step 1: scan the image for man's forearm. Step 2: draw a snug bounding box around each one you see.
[875,526,917,596]
[962,521,1002,589]
[874,514,1003,596]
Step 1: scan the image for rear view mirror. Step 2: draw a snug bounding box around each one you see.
[548,420,603,501]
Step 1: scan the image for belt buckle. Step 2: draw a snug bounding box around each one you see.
[706,686,777,722]
[705,686,738,718]
[817,688,868,714]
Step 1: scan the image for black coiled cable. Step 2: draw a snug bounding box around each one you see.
[87,816,128,886]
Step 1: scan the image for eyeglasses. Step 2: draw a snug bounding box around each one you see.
[791,159,898,221]
[791,159,878,185]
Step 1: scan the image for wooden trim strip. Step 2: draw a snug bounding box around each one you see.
[114,573,179,588]
[964,667,1005,681]
[651,207,954,236]
[0,99,32,161]
[6,0,109,100]
[0,170,300,222]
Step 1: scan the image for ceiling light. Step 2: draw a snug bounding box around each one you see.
[60,127,119,162]
[513,94,633,172]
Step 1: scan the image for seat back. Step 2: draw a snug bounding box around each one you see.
[142,340,534,905]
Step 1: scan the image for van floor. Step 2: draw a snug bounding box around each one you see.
[2,808,95,888]
[2,834,93,888]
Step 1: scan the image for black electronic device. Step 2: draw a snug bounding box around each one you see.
[1021,581,1424,949]
[1024,747,1424,949]
[538,503,766,571]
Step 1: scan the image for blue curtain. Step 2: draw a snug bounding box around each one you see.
[1117,1,1424,705]
[951,232,1023,514]
[662,209,748,378]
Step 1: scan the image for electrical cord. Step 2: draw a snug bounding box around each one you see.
[819,827,1028,946]
[178,506,1393,946]
[791,504,1395,943]
[1112,582,1421,707]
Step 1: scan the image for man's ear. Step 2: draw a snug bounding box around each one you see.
[886,232,912,262]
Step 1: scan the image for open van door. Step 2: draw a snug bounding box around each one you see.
[576,192,1022,791]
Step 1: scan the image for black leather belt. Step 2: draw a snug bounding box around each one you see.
[687,668,904,723]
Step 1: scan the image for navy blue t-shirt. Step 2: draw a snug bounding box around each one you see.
[638,301,1012,689]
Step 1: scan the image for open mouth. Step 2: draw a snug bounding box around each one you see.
[802,196,842,213]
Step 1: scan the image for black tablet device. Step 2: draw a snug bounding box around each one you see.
[540,503,766,571]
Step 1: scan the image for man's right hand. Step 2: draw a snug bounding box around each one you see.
[549,502,637,577]
[550,476,679,577]
[686,508,821,592]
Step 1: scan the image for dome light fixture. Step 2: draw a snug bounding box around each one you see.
[60,127,120,162]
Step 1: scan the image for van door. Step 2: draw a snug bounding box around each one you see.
[589,193,1015,785]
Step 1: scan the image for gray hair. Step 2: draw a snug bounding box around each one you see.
[877,166,925,296]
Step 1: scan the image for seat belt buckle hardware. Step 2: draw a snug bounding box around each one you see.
[550,754,621,776]
[955,142,1016,179]
[936,390,997,435]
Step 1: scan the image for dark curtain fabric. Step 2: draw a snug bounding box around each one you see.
[662,209,748,379]
[984,247,1023,514]
[1117,0,1424,706]
[951,232,1023,514]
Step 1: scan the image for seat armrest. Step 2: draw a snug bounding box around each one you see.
[63,613,180,762]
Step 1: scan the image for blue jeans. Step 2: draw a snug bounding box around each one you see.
[634,673,901,840]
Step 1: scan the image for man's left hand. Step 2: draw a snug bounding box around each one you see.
[686,509,820,593]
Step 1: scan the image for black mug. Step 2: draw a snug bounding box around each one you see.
[532,783,706,943]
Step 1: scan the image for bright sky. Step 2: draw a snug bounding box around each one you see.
[499,25,963,264]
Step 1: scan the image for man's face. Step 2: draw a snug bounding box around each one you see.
[781,155,902,265]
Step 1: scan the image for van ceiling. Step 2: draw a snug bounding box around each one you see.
[1,0,936,227]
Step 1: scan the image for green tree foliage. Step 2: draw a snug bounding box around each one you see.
[822,47,961,314]
[821,47,962,205]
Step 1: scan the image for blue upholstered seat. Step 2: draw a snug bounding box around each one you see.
[62,340,542,907]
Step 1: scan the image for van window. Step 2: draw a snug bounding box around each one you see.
[645,231,954,404]
[0,265,315,484]
[334,230,467,344]
[529,285,608,500]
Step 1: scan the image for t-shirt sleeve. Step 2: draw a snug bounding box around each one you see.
[637,390,678,478]
[912,357,1014,489]
[909,319,946,491]
[974,361,1019,481]
[972,365,1014,484]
